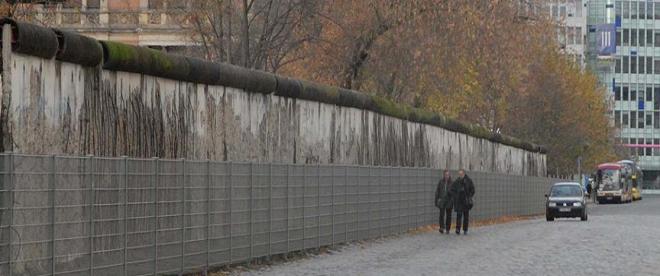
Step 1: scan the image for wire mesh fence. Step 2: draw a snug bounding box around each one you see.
[0,153,561,276]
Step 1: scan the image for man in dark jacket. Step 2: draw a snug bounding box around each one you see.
[450,169,475,235]
[434,170,453,234]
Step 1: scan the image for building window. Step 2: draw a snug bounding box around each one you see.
[631,29,637,47]
[568,27,575,45]
[647,57,653,75]
[616,58,622,73]
[624,56,630,73]
[616,30,621,46]
[615,86,622,100]
[149,0,166,9]
[640,30,645,46]
[648,29,653,45]
[624,29,630,46]
[87,0,100,9]
[615,111,622,127]
[623,86,630,100]
[647,86,653,101]
[631,111,637,128]
[631,56,637,74]
[655,138,660,155]
[655,85,660,109]
[616,1,622,17]
[639,111,645,128]
[576,27,582,44]
[623,112,630,127]
[639,56,645,74]
[560,5,567,17]
[646,139,652,156]
[640,1,646,19]
[656,113,660,129]
[624,1,630,18]
[655,59,660,74]
[647,113,653,128]
[648,1,654,19]
[552,5,559,17]
[656,2,660,19]
[631,89,637,101]
[632,1,638,19]
[574,0,582,17]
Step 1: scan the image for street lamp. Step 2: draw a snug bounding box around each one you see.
[577,142,590,184]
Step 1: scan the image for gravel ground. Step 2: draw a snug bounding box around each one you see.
[237,195,660,276]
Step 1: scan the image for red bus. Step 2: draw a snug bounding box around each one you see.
[596,163,632,203]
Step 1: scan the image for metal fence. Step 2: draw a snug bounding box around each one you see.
[0,154,560,276]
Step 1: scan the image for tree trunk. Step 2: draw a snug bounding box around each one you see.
[240,0,250,67]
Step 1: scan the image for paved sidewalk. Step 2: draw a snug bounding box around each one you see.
[237,196,660,276]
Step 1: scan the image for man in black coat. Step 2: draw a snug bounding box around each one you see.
[450,169,475,235]
[434,170,453,234]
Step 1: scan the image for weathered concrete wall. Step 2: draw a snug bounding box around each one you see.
[0,21,547,275]
[1,51,546,176]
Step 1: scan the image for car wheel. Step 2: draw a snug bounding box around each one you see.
[581,213,587,221]
[546,215,554,222]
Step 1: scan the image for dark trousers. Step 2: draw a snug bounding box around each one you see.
[439,208,452,230]
[456,210,469,233]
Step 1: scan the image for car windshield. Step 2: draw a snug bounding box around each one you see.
[550,185,582,197]
[600,169,621,191]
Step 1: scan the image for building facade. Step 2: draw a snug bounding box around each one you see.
[24,0,192,49]
[587,0,660,186]
[547,0,589,66]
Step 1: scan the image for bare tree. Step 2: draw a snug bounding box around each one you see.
[182,0,321,72]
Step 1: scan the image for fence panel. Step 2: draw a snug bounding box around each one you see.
[0,154,563,275]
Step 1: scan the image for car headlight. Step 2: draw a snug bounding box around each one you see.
[573,202,582,207]
[548,202,557,207]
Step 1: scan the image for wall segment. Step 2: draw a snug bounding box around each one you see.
[0,18,547,176]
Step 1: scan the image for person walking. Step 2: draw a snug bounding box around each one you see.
[594,169,603,203]
[434,170,453,234]
[451,169,475,235]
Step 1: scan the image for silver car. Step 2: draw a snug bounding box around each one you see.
[545,182,588,221]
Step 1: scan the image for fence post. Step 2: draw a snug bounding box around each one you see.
[49,155,56,276]
[228,163,233,264]
[205,160,211,276]
[153,158,159,275]
[87,155,94,276]
[6,152,13,276]
[331,165,335,246]
[122,156,128,276]
[181,158,186,275]
[268,163,273,258]
[368,166,372,238]
[317,164,321,250]
[285,164,289,254]
[344,166,348,243]
[249,162,253,261]
[302,165,306,250]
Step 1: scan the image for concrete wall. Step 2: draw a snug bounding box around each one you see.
[0,50,546,176]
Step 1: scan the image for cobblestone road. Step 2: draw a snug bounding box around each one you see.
[239,195,660,276]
